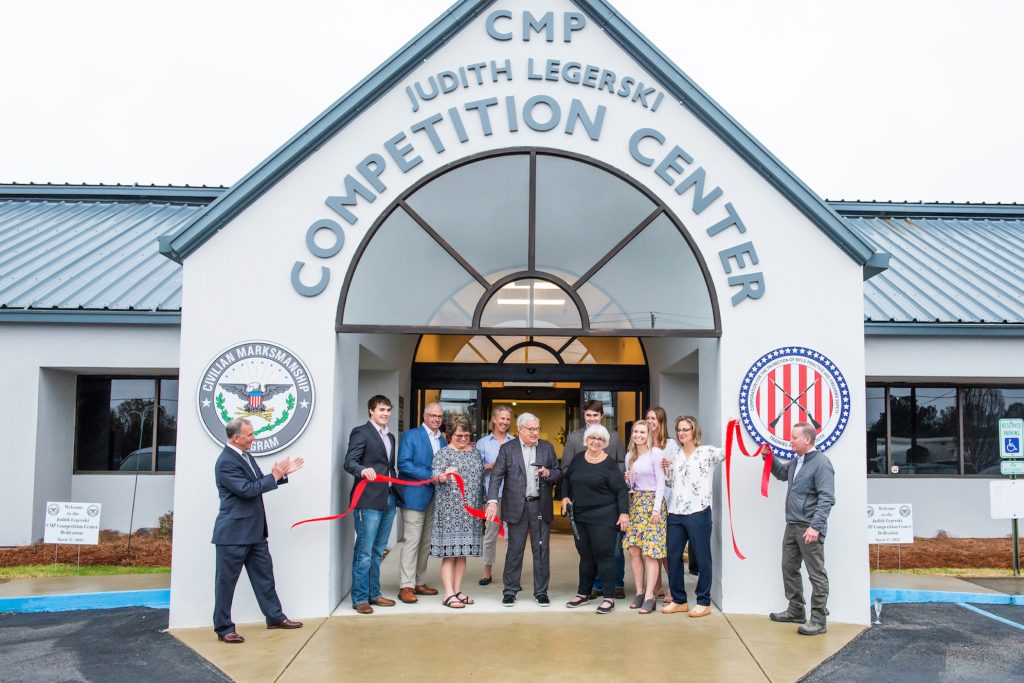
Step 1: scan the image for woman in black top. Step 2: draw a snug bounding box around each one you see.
[560,424,630,614]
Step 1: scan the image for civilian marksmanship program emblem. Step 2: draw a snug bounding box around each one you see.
[197,341,315,455]
[739,346,850,459]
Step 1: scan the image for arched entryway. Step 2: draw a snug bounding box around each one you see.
[336,148,721,337]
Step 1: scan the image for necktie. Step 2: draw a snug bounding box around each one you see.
[243,452,259,478]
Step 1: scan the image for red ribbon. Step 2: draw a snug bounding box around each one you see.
[291,473,504,537]
[724,419,773,560]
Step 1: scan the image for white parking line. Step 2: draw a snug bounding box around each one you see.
[957,602,1024,631]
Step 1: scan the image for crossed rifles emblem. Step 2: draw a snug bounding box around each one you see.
[768,377,821,430]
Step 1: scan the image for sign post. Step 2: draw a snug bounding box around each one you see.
[44,502,101,571]
[998,418,1023,576]
[866,504,914,570]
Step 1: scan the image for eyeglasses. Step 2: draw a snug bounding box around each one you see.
[451,432,470,439]
[425,413,443,419]
[521,426,540,432]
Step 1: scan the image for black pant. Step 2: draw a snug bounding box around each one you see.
[574,520,618,598]
[667,508,713,606]
[213,540,286,635]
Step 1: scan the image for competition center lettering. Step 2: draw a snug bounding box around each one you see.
[201,344,313,393]
[293,8,764,308]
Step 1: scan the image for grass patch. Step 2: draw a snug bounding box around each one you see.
[872,567,1016,577]
[0,564,170,579]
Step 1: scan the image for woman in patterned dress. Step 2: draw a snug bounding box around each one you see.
[623,420,667,614]
[431,415,485,609]
[663,415,724,617]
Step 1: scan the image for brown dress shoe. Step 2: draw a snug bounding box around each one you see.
[353,603,374,614]
[414,584,439,596]
[267,618,303,629]
[398,587,419,603]
[371,596,396,607]
[661,601,689,614]
[218,632,245,643]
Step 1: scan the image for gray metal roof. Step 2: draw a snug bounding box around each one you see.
[1,187,1022,331]
[0,186,216,313]
[836,202,1024,325]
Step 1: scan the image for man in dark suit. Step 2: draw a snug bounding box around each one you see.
[212,417,304,643]
[485,412,561,607]
[396,402,445,603]
[343,394,403,614]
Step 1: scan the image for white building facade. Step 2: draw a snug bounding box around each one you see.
[2,0,1021,631]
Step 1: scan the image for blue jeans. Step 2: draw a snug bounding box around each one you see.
[351,493,397,606]
[667,507,713,606]
[592,531,625,590]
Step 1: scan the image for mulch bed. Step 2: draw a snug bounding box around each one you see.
[869,536,1021,569]
[0,531,1017,571]
[0,530,171,567]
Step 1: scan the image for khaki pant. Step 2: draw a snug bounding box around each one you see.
[399,500,434,589]
[782,522,829,620]
[482,499,502,567]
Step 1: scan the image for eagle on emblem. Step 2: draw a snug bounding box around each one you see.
[220,382,292,420]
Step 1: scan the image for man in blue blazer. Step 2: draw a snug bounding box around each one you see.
[212,418,304,643]
[396,402,445,603]
[342,395,403,614]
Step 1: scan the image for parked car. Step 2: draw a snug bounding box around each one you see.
[118,446,176,472]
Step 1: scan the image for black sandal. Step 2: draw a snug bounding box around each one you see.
[629,594,644,609]
[456,592,475,605]
[443,595,465,609]
[565,594,589,608]
[596,599,615,614]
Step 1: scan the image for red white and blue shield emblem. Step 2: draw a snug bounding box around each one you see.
[739,347,850,458]
[248,389,264,409]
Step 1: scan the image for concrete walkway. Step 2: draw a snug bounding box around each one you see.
[6,539,1019,682]
[170,534,863,682]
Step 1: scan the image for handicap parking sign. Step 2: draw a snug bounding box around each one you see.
[999,419,1024,459]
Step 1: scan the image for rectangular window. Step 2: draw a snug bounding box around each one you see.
[963,388,1024,475]
[865,387,886,474]
[74,376,178,473]
[866,384,1021,477]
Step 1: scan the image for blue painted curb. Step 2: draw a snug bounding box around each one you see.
[871,587,1024,606]
[0,589,170,613]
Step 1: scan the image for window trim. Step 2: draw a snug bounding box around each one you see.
[73,374,178,475]
[866,381,1024,479]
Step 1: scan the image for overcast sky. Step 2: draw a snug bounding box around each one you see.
[1,0,1021,202]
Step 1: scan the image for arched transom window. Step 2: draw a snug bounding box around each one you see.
[338,149,719,336]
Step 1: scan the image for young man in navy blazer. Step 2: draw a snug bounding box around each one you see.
[343,395,404,614]
[212,418,304,643]
[395,402,445,603]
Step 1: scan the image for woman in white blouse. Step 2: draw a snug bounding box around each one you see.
[662,415,723,617]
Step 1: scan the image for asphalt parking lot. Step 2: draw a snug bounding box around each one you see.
[803,603,1024,682]
[2,603,1022,682]
[0,607,227,683]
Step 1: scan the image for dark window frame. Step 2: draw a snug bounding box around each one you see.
[866,382,1024,478]
[73,374,178,475]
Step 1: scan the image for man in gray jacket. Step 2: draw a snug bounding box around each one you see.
[763,421,835,635]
